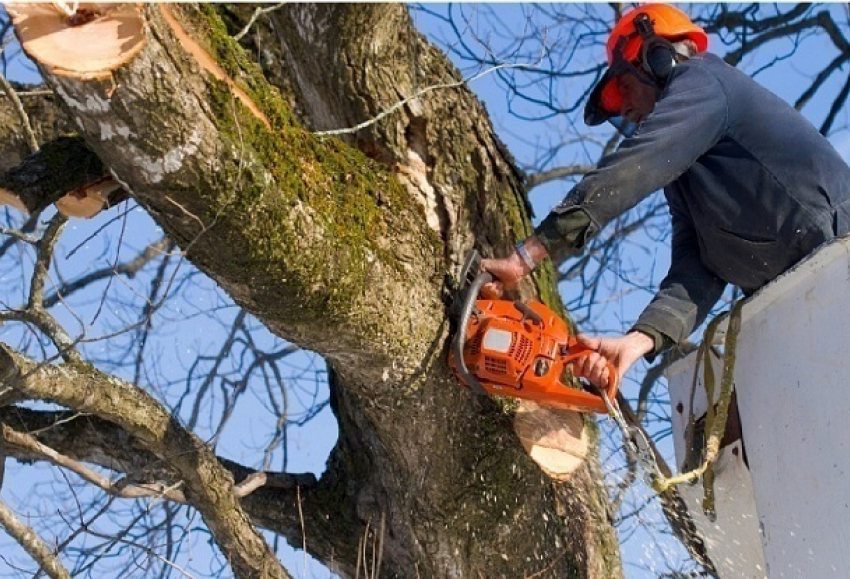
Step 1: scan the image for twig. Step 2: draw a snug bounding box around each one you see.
[297,485,307,578]
[313,61,543,137]
[232,3,286,42]
[2,425,188,503]
[375,513,385,579]
[44,237,171,309]
[0,70,39,153]
[78,523,199,579]
[526,164,594,190]
[0,89,53,98]
[0,225,38,244]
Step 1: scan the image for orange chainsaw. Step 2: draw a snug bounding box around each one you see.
[448,250,619,414]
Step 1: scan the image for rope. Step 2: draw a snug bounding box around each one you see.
[652,301,743,500]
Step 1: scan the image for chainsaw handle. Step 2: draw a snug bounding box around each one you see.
[513,301,543,325]
[452,271,493,397]
[560,349,620,402]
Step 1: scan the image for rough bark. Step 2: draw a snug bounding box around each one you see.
[0,82,72,173]
[8,4,621,578]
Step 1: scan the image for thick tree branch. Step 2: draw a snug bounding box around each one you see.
[35,5,444,382]
[0,344,292,579]
[13,4,620,578]
[0,403,368,576]
[0,136,121,215]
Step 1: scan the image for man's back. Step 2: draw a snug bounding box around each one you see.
[668,53,850,291]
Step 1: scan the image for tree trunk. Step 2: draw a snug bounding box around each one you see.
[11,4,620,578]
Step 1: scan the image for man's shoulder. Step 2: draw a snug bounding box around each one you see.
[679,53,733,78]
[673,52,758,102]
[666,53,730,100]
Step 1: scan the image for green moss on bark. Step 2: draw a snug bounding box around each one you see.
[165,5,439,338]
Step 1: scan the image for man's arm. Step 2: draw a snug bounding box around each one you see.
[533,58,729,263]
[567,203,727,384]
[633,193,727,354]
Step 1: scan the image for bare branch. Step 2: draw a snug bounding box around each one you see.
[232,3,286,42]
[43,237,172,309]
[314,61,547,137]
[820,66,850,135]
[0,344,293,579]
[526,164,593,190]
[0,71,38,153]
[0,224,38,244]
[2,424,188,503]
[0,89,53,98]
[28,212,66,310]
[0,498,71,579]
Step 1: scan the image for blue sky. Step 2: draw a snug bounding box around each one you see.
[2,4,849,578]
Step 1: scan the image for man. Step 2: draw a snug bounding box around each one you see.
[483,4,850,387]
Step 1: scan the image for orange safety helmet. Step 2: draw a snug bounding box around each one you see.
[585,4,708,127]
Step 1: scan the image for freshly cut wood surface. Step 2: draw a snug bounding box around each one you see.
[515,400,589,480]
[7,4,146,80]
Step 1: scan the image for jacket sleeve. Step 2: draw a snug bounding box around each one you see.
[535,58,729,262]
[634,188,727,346]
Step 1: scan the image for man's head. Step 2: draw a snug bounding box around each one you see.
[585,4,708,132]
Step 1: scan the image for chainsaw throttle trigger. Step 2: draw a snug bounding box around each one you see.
[559,347,620,403]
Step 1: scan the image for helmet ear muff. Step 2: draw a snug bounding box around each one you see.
[642,37,676,81]
[632,12,678,84]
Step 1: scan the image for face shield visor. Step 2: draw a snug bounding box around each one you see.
[584,33,660,136]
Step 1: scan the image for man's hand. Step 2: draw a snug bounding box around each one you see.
[480,253,527,298]
[572,331,655,389]
[480,236,549,298]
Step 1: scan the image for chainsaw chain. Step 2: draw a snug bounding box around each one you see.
[600,392,663,489]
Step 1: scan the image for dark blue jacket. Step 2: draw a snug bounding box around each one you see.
[535,53,850,344]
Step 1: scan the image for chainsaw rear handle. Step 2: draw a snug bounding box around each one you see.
[452,271,493,397]
[560,348,620,402]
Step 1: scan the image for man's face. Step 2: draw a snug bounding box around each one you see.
[617,70,658,125]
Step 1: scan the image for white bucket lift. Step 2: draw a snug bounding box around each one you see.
[666,237,850,578]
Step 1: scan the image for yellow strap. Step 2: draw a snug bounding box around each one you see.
[653,301,742,494]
